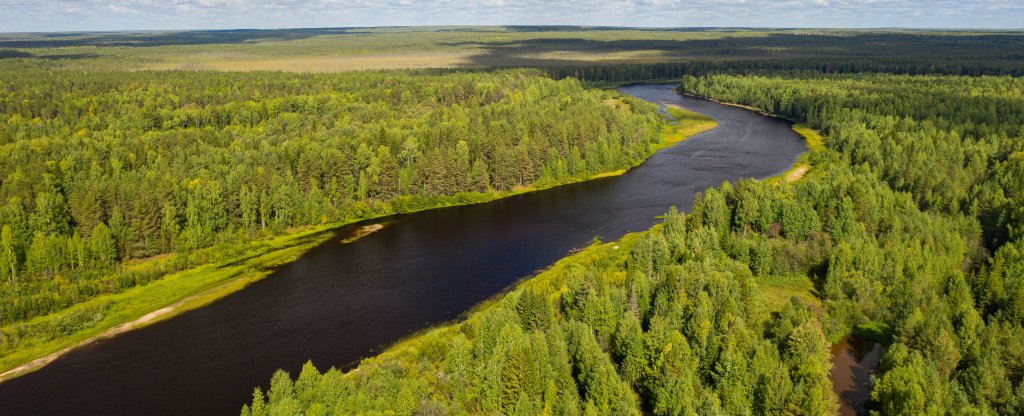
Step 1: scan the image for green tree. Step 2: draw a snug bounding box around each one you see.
[239,186,258,232]
[454,140,471,190]
[30,189,71,236]
[472,158,490,192]
[160,202,179,251]
[0,225,17,286]
[516,290,552,332]
[89,222,117,266]
[370,145,398,200]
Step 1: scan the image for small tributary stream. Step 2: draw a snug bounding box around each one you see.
[831,337,885,415]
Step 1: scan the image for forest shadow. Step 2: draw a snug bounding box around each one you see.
[0,27,359,49]
[0,49,97,60]
[448,31,1024,68]
[501,25,762,33]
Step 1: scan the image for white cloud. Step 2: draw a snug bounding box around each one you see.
[0,0,1021,32]
[106,4,131,13]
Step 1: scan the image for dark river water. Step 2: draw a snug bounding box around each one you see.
[0,84,806,416]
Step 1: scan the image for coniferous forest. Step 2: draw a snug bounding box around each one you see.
[243,73,1024,415]
[0,69,661,340]
[0,26,1022,416]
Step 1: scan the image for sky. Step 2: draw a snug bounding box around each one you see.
[1,0,1022,33]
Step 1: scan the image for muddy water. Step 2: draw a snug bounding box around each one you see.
[830,337,885,415]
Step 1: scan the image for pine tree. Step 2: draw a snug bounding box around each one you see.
[472,158,490,192]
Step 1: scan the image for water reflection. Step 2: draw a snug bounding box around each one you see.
[830,337,885,416]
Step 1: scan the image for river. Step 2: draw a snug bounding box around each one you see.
[0,84,807,415]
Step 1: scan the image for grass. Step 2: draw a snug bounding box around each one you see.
[853,321,893,344]
[770,124,824,184]
[362,232,640,367]
[754,273,822,315]
[0,87,714,381]
[792,124,824,151]
[660,106,718,148]
[0,226,333,381]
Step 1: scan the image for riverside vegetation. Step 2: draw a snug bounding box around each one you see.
[0,68,671,375]
[1,26,1023,416]
[245,73,1024,415]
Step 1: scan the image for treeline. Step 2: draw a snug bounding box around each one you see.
[244,157,1008,415]
[681,74,1023,249]
[542,54,1024,84]
[539,32,1024,82]
[0,69,662,326]
[244,206,838,415]
[682,73,1024,414]
[247,72,1024,415]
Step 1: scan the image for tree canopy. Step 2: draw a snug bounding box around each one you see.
[0,68,662,339]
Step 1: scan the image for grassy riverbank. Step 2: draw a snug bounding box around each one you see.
[775,124,825,184]
[0,227,333,381]
[0,90,717,382]
[321,105,819,385]
[241,94,833,415]
[244,206,833,414]
[350,227,820,374]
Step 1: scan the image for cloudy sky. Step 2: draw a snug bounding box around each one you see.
[2,0,1022,33]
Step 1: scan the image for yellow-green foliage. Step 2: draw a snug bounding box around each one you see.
[0,226,332,379]
[0,69,666,353]
[660,106,718,147]
[682,72,1024,415]
[792,124,824,151]
[244,204,838,415]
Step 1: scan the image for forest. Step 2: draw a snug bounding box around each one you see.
[2,27,1023,75]
[244,206,837,415]
[244,74,1024,414]
[0,68,664,360]
[1,25,1023,416]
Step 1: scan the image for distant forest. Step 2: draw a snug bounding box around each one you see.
[0,26,1023,416]
[2,27,1022,74]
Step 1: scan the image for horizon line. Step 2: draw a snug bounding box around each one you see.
[3,24,1024,36]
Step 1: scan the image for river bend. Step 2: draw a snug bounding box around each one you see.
[0,84,807,415]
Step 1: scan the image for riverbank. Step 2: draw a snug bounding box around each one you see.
[0,227,332,382]
[244,214,826,414]
[298,87,824,391]
[677,91,825,184]
[0,90,719,383]
[775,125,825,183]
[298,91,811,378]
